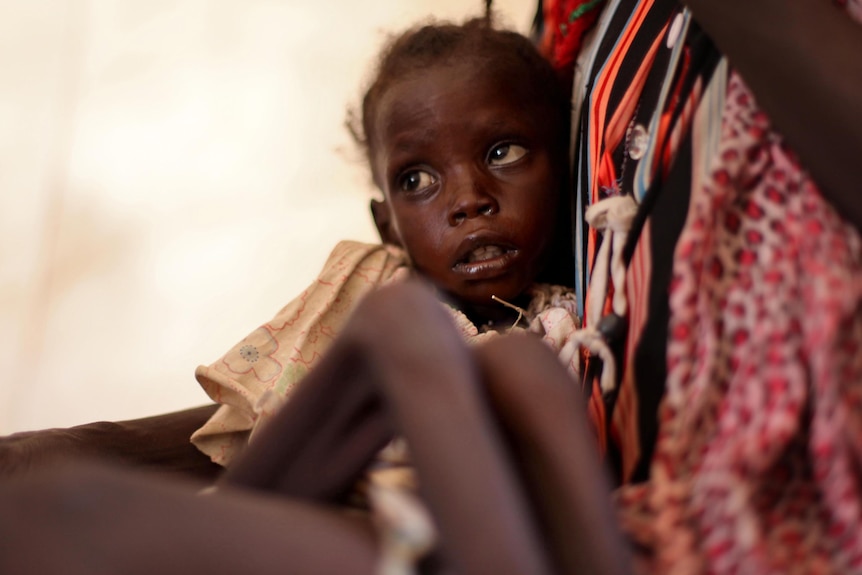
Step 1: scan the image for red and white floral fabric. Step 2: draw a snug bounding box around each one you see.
[617,70,862,575]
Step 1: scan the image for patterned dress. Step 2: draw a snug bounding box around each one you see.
[554,0,862,572]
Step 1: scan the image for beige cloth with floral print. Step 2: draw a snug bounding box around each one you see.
[192,240,407,464]
[191,240,583,466]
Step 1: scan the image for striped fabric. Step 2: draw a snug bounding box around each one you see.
[568,0,722,481]
[548,0,862,571]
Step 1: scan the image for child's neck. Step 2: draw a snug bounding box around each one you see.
[447,292,532,333]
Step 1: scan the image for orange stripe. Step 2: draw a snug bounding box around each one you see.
[585,1,666,454]
[588,378,608,455]
[604,27,669,156]
[613,221,653,481]
[585,0,663,329]
[589,0,656,204]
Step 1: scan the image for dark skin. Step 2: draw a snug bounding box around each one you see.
[0,404,220,481]
[369,58,562,326]
[0,459,380,575]
[222,282,631,575]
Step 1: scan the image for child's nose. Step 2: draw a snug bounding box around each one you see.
[447,172,498,226]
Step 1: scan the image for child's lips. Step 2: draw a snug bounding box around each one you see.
[452,237,519,277]
[453,252,517,280]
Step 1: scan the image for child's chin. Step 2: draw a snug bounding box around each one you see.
[454,283,526,309]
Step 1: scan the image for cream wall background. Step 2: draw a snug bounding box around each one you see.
[0,1,534,434]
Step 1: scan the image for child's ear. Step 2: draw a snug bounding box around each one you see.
[370,198,402,247]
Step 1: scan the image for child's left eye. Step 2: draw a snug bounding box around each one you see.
[488,143,528,166]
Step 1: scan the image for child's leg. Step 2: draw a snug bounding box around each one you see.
[0,281,630,575]
[474,335,633,575]
[339,282,556,575]
[225,281,554,575]
[0,459,377,575]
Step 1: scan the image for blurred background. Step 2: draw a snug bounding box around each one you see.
[0,0,534,433]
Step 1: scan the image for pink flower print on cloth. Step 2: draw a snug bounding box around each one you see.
[222,326,282,383]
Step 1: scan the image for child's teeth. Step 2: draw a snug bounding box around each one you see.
[468,245,503,263]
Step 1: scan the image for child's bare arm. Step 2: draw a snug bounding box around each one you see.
[0,405,221,481]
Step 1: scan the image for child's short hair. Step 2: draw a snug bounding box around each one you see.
[349,17,571,177]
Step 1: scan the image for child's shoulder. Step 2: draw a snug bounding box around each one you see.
[317,240,411,284]
[325,240,408,266]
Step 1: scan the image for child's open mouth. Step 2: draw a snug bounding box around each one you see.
[453,243,518,277]
[466,245,506,263]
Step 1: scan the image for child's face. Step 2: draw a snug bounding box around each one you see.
[370,59,562,308]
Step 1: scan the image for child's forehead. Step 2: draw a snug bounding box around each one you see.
[383,57,539,108]
[374,61,549,135]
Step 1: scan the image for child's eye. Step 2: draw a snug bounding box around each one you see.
[398,169,436,193]
[487,143,528,166]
